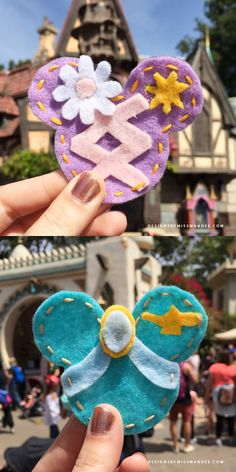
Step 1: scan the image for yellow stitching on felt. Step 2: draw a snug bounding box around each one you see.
[125,423,135,429]
[72,170,78,177]
[39,324,44,335]
[142,305,202,335]
[184,299,192,306]
[152,164,159,174]
[67,377,73,387]
[188,337,195,348]
[85,302,93,308]
[76,400,84,411]
[63,153,69,164]
[61,357,72,365]
[185,75,193,85]
[131,182,145,191]
[161,397,168,406]
[171,353,180,360]
[158,142,164,154]
[46,306,54,315]
[144,415,156,423]
[131,80,139,93]
[68,62,78,67]
[179,113,190,122]
[162,124,172,133]
[64,298,74,302]
[160,292,170,296]
[143,298,152,308]
[37,101,46,112]
[144,66,155,72]
[97,318,101,324]
[135,316,141,326]
[37,80,45,90]
[167,64,179,71]
[48,65,59,72]
[60,135,65,144]
[47,346,54,354]
[112,95,124,102]
[50,117,63,125]
[192,96,197,107]
[114,191,124,197]
[100,305,136,359]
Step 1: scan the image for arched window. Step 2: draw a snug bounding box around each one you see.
[193,106,211,154]
[101,282,114,306]
[194,198,209,226]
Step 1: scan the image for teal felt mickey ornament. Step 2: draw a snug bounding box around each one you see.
[33,286,208,434]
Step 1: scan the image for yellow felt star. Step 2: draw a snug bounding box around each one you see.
[142,305,202,335]
[145,71,189,114]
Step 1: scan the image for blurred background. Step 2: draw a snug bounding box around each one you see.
[0,235,235,371]
[0,0,236,235]
[0,235,236,471]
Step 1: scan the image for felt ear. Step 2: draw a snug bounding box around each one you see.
[28,58,80,130]
[133,285,208,363]
[125,57,203,133]
[33,291,103,368]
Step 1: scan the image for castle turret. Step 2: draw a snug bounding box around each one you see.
[33,17,58,65]
[56,0,138,75]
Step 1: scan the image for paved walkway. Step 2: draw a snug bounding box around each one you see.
[0,403,235,471]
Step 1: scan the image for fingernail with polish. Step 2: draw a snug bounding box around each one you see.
[72,172,101,204]
[91,406,115,435]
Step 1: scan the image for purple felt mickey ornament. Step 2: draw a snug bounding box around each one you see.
[28,55,203,204]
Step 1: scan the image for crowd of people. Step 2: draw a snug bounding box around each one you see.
[168,347,236,452]
[0,359,64,438]
[0,346,236,468]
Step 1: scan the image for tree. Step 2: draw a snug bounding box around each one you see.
[1,149,58,181]
[177,0,236,96]
[153,236,234,286]
[168,274,210,304]
[0,237,99,259]
[8,59,31,71]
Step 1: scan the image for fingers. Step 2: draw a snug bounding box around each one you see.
[33,415,86,472]
[82,211,127,236]
[1,208,127,236]
[0,169,127,236]
[25,172,106,236]
[0,171,67,233]
[118,453,150,472]
[73,404,123,472]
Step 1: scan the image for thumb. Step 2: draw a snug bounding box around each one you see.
[25,172,105,236]
[73,404,123,472]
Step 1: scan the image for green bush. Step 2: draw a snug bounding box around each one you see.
[1,149,58,181]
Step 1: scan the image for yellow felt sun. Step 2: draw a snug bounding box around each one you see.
[146,71,189,114]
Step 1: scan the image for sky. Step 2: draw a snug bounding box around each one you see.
[0,0,206,67]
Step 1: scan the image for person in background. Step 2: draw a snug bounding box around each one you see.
[180,353,200,444]
[205,350,236,446]
[188,353,201,378]
[8,358,25,407]
[0,360,14,433]
[169,361,198,453]
[202,353,215,441]
[44,376,61,439]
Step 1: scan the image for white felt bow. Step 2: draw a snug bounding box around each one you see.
[61,338,180,397]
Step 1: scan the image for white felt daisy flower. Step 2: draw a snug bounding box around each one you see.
[52,55,122,125]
